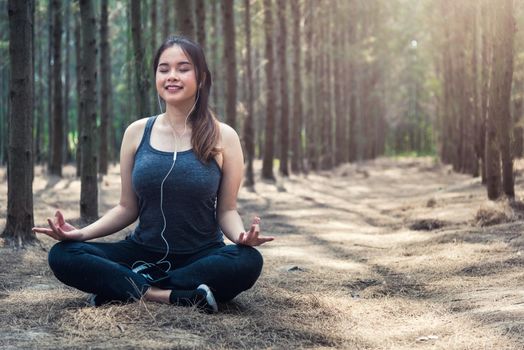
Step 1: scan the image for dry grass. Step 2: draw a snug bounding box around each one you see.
[1,158,523,349]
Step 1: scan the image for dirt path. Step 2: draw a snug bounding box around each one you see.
[0,158,523,349]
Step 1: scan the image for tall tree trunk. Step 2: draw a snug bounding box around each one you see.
[304,0,316,172]
[262,0,276,180]
[99,0,111,175]
[3,0,36,247]
[480,1,490,184]
[276,0,289,176]
[50,0,63,176]
[347,3,357,162]
[195,0,206,49]
[483,0,501,200]
[74,1,82,177]
[490,0,515,199]
[221,0,237,129]
[162,0,169,40]
[131,0,150,118]
[35,6,45,164]
[47,0,54,165]
[334,1,345,166]
[175,0,195,39]
[63,0,71,163]
[210,0,219,112]
[150,0,158,112]
[514,75,524,158]
[290,0,302,174]
[243,0,255,188]
[79,0,98,221]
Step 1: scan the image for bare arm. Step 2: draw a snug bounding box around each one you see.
[216,124,274,246]
[77,122,141,240]
[33,120,145,241]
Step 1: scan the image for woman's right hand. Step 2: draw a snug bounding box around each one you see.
[32,210,84,241]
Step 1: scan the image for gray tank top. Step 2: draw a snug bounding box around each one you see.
[130,116,224,253]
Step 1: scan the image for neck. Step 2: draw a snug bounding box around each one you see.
[163,97,197,129]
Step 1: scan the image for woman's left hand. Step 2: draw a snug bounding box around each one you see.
[237,217,275,246]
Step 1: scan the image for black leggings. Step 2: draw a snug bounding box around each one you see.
[48,238,263,305]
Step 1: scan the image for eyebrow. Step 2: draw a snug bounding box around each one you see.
[158,61,193,67]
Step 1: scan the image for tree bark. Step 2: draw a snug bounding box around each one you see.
[489,0,515,199]
[3,0,36,247]
[63,0,71,163]
[74,1,82,177]
[49,0,64,176]
[290,0,302,173]
[195,0,206,49]
[175,0,195,39]
[99,0,111,175]
[162,0,169,40]
[262,0,276,180]
[304,0,316,172]
[79,0,98,221]
[243,0,255,187]
[277,0,289,176]
[131,0,150,118]
[221,0,237,129]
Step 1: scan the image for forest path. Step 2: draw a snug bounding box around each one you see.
[239,157,523,349]
[0,158,522,349]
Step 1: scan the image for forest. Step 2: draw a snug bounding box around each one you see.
[1,0,523,349]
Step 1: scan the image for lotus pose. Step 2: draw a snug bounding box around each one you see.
[33,36,274,313]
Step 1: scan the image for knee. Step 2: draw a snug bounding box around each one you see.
[238,246,264,281]
[48,241,81,276]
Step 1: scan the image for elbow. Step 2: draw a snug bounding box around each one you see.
[118,202,139,223]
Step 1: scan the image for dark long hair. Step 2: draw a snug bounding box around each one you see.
[153,36,221,163]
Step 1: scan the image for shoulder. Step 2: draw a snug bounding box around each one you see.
[126,117,150,136]
[122,117,151,152]
[217,122,240,149]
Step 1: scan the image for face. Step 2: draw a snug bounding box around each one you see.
[155,45,198,107]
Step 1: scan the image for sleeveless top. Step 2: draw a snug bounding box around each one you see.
[129,115,224,253]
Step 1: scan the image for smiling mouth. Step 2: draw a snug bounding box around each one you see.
[165,86,182,91]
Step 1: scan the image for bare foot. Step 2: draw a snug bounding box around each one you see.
[143,286,171,304]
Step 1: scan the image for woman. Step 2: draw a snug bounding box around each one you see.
[33,36,274,313]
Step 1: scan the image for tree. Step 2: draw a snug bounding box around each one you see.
[243,0,255,187]
[99,0,112,175]
[277,0,289,176]
[488,0,515,199]
[304,0,316,172]
[49,0,64,176]
[221,0,237,129]
[195,0,206,49]
[63,0,72,163]
[175,0,195,39]
[262,0,276,180]
[74,1,82,177]
[290,0,302,174]
[2,0,36,247]
[79,0,98,221]
[130,0,150,119]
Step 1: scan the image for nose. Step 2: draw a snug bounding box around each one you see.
[167,69,179,81]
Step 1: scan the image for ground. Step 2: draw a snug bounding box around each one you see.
[0,157,523,349]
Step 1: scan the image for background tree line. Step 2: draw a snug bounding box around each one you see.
[2,0,524,247]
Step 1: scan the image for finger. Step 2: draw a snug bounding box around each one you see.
[252,224,260,237]
[256,236,275,245]
[252,216,260,225]
[33,227,60,240]
[48,218,61,237]
[237,232,244,244]
[55,210,65,227]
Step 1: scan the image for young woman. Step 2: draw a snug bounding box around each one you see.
[33,36,274,313]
